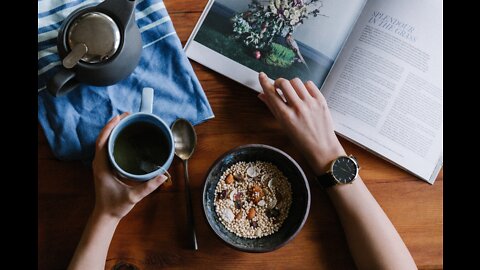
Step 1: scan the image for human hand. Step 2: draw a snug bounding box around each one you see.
[258,72,346,175]
[92,112,168,219]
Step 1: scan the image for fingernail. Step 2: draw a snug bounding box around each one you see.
[259,72,266,79]
[159,174,168,182]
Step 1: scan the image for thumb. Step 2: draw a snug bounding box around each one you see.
[131,174,168,200]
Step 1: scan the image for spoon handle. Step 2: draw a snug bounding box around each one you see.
[183,159,198,250]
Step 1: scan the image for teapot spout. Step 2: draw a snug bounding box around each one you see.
[96,0,137,30]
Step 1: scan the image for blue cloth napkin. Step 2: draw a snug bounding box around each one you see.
[38,0,214,161]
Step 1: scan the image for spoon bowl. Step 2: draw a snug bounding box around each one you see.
[172,119,197,160]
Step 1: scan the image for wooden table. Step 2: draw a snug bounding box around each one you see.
[38,0,443,269]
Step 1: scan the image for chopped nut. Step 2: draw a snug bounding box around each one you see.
[235,211,243,220]
[226,174,234,184]
[228,189,236,201]
[268,179,275,190]
[252,184,262,193]
[247,208,256,219]
[251,184,265,203]
[257,200,266,207]
[267,196,277,209]
[221,208,234,222]
[246,166,258,178]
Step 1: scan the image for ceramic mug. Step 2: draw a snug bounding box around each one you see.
[108,87,174,181]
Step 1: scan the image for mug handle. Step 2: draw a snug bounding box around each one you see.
[46,68,79,97]
[140,87,154,113]
[158,171,174,191]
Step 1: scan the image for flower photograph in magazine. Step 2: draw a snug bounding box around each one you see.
[193,0,365,87]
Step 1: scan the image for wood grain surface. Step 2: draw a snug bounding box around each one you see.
[38,0,443,269]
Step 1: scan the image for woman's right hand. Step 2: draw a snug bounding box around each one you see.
[258,72,346,175]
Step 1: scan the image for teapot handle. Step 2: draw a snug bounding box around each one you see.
[46,68,79,97]
[96,0,136,29]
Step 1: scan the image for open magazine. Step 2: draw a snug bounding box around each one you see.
[185,0,443,184]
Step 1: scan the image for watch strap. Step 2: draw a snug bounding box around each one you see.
[316,173,337,189]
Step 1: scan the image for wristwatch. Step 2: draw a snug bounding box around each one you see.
[317,155,360,188]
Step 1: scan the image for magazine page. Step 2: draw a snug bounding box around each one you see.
[320,0,443,183]
[185,0,366,92]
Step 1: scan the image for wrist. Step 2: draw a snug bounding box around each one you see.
[92,207,122,224]
[310,144,346,175]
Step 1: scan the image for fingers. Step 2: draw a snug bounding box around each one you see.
[305,80,321,98]
[289,78,310,100]
[131,174,168,200]
[258,72,275,94]
[95,112,130,151]
[274,78,301,106]
[132,175,168,200]
[259,72,288,112]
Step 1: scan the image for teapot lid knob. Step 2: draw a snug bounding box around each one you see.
[66,11,121,65]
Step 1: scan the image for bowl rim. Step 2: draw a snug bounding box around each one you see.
[202,144,311,252]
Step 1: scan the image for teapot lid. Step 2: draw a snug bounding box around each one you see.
[66,11,121,64]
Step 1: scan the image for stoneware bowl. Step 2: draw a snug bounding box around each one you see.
[202,144,311,252]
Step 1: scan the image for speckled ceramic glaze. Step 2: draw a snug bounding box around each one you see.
[203,144,311,252]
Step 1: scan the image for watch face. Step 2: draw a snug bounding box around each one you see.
[332,156,358,184]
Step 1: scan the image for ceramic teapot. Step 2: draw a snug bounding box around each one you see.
[47,0,142,97]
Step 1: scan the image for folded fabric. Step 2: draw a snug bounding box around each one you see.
[38,0,214,161]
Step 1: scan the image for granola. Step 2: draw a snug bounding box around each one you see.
[214,161,292,238]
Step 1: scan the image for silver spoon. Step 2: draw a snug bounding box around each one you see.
[171,118,198,250]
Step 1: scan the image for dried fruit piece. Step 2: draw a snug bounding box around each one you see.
[234,200,242,209]
[250,220,258,228]
[225,174,234,184]
[247,208,256,219]
[235,211,243,220]
[234,192,243,201]
[217,190,227,200]
[233,172,244,182]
